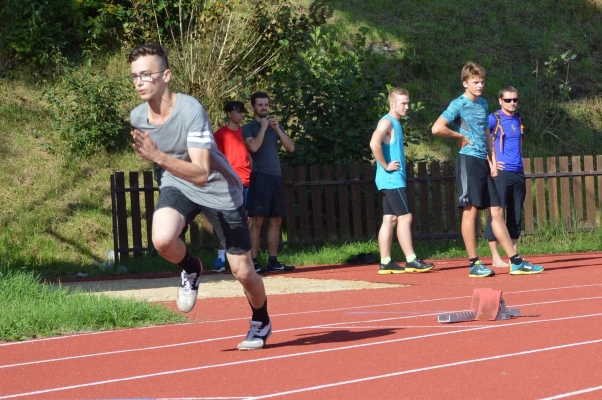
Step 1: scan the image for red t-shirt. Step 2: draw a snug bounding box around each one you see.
[214,125,251,187]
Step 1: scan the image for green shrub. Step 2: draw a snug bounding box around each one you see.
[0,0,127,71]
[269,27,394,165]
[47,65,132,155]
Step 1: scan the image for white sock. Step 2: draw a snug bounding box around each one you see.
[217,249,226,261]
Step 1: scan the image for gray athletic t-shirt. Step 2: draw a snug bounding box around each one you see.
[130,93,243,209]
[242,119,283,176]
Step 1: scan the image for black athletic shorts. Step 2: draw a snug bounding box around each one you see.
[155,186,251,254]
[381,188,411,216]
[484,170,526,240]
[247,172,286,217]
[456,154,501,209]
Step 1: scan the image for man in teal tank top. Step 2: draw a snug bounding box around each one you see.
[370,88,435,275]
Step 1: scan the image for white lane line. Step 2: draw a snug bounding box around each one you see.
[2,295,602,370]
[1,283,601,348]
[540,385,602,399]
[1,313,601,399]
[246,339,602,399]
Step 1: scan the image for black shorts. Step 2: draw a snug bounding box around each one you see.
[155,186,251,255]
[484,170,526,240]
[247,172,286,217]
[381,188,411,216]
[456,154,501,209]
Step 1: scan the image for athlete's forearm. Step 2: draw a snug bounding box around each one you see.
[245,129,267,153]
[370,142,388,169]
[155,152,209,187]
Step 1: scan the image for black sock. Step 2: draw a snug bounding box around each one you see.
[250,299,270,326]
[510,254,522,265]
[268,256,278,265]
[177,250,201,275]
[469,257,479,266]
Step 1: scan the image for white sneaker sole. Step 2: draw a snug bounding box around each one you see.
[237,331,272,350]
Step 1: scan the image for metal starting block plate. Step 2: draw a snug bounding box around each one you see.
[438,311,478,323]
[438,288,521,323]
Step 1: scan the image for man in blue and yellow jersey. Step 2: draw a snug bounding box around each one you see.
[369,88,435,275]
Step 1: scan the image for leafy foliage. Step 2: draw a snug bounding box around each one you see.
[0,0,127,70]
[46,66,132,155]
[269,27,391,165]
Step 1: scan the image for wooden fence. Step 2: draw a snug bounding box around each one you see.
[110,155,602,262]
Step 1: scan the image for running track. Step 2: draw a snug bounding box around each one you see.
[2,252,602,399]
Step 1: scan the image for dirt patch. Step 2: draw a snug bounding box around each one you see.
[58,274,405,301]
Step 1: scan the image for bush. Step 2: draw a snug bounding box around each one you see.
[269,27,391,165]
[47,65,133,155]
[0,0,127,71]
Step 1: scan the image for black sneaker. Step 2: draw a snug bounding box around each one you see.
[254,261,267,274]
[267,260,295,272]
[405,259,435,273]
[378,261,406,274]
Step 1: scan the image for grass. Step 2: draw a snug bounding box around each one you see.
[0,267,185,342]
[273,223,602,268]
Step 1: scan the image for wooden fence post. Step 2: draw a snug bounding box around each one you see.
[350,164,363,239]
[323,166,337,242]
[363,164,377,239]
[418,162,429,236]
[310,165,324,243]
[572,156,584,227]
[337,165,350,241]
[546,157,559,225]
[523,158,534,233]
[283,167,296,245]
[584,156,596,228]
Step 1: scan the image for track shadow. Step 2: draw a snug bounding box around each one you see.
[224,328,399,351]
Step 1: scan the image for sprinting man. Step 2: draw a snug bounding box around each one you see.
[484,86,527,268]
[211,100,252,273]
[243,92,295,273]
[128,43,271,349]
[431,61,543,277]
[369,87,435,275]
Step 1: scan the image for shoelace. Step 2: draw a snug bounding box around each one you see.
[245,322,262,340]
[181,273,198,292]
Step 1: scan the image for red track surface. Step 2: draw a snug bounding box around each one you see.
[2,252,602,399]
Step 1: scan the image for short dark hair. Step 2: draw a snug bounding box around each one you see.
[498,85,518,98]
[128,43,169,70]
[250,91,270,106]
[224,101,247,113]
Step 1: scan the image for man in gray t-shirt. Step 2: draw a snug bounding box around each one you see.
[243,92,295,273]
[128,44,272,350]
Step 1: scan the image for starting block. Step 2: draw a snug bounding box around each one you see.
[438,288,520,323]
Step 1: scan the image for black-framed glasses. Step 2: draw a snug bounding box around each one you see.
[502,98,519,103]
[127,70,166,83]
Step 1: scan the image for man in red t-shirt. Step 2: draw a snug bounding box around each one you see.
[211,101,252,272]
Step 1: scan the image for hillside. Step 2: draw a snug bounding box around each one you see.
[1,0,601,276]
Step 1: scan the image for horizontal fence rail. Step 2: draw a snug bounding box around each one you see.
[110,156,602,262]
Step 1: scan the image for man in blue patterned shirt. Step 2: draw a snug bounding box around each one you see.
[432,62,543,277]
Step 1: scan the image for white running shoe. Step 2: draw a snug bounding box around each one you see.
[176,269,200,313]
[237,320,272,350]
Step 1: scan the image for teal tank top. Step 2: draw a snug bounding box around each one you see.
[374,114,406,190]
